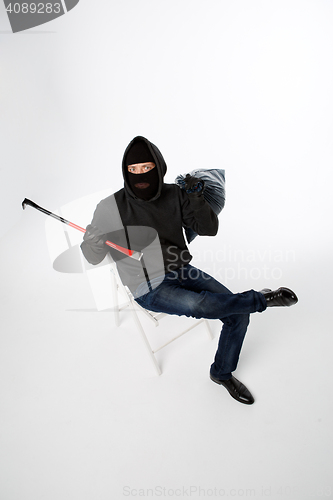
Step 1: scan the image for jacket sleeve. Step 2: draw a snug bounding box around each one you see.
[180,188,218,236]
[80,195,125,265]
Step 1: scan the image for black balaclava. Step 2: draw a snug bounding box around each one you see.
[126,141,159,201]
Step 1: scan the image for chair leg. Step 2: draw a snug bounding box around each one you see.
[129,303,162,376]
[111,270,120,327]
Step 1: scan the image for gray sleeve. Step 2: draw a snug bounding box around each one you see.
[80,194,125,265]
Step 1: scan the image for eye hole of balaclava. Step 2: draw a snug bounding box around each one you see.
[126,142,159,201]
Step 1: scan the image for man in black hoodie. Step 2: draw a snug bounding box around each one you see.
[81,136,298,405]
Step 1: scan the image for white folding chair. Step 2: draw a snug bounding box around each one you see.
[108,255,213,376]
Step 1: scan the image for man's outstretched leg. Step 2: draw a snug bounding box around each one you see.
[209,287,298,405]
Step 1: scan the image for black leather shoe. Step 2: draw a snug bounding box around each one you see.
[210,374,255,405]
[260,287,298,307]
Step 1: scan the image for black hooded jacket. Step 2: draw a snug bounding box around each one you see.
[81,136,218,292]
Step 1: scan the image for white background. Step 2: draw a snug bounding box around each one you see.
[1,1,332,499]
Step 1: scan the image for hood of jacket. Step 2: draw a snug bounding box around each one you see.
[122,136,167,202]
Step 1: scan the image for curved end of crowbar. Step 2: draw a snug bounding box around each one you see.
[22,198,38,211]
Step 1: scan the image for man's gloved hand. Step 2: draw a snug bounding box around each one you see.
[83,224,108,249]
[184,174,205,195]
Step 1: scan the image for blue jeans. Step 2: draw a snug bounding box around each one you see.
[134,264,267,380]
